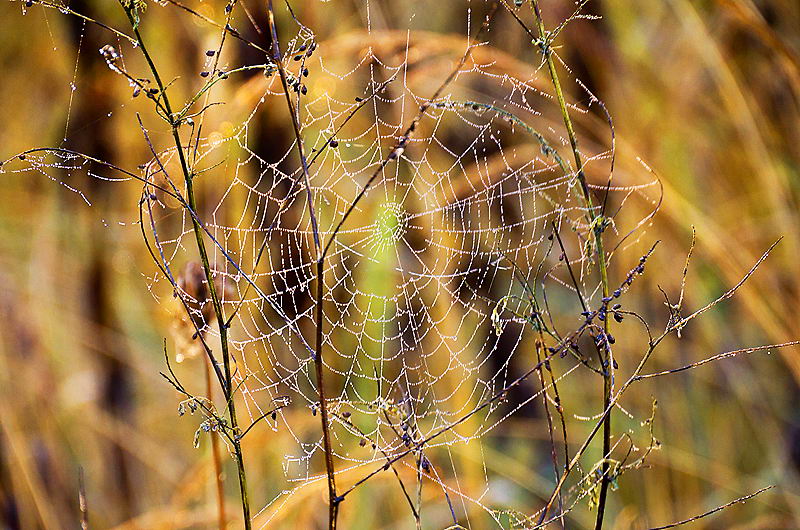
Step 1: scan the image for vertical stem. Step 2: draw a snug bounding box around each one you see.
[264,3,336,525]
[315,258,339,529]
[123,8,252,529]
[176,122,251,528]
[530,2,613,528]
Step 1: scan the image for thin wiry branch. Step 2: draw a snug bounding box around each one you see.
[634,341,800,381]
[649,486,774,529]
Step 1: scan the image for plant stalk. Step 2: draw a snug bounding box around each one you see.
[263,2,337,526]
[123,7,251,528]
[530,2,613,528]
[315,258,338,528]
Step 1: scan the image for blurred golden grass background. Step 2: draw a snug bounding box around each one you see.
[0,0,799,528]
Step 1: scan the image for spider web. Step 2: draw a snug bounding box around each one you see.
[5,0,662,526]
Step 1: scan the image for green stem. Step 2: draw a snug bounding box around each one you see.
[530,2,613,528]
[123,7,252,528]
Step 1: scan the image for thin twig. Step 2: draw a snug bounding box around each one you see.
[649,486,774,529]
[529,2,614,526]
[121,5,252,527]
[635,341,800,380]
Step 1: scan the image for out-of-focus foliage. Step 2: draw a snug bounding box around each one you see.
[0,1,799,528]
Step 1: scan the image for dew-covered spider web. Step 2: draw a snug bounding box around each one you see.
[5,0,662,526]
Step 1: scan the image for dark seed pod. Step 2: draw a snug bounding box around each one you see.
[200,71,209,77]
[206,50,215,57]
[421,457,430,472]
[330,139,339,148]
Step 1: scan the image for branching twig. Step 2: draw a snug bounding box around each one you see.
[649,486,774,529]
[120,4,252,527]
[529,2,615,526]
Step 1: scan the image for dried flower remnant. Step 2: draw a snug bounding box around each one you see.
[170,261,232,363]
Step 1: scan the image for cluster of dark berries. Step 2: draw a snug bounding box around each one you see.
[287,74,308,95]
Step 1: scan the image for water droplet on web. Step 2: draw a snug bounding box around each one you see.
[69,82,77,92]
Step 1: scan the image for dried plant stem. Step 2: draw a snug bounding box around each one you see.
[264,2,337,526]
[535,238,786,527]
[530,2,613,528]
[316,258,339,528]
[122,6,251,528]
[649,485,774,529]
